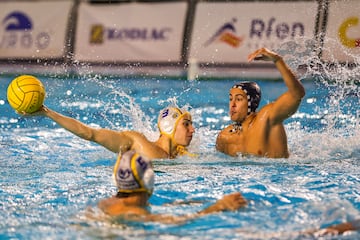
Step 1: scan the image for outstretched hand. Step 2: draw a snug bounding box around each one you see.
[213,192,247,211]
[16,105,48,117]
[200,192,247,215]
[247,47,281,63]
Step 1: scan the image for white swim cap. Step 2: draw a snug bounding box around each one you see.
[113,150,154,196]
[158,107,188,137]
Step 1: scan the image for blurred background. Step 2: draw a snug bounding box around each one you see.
[0,0,359,79]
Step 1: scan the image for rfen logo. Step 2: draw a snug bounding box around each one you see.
[203,18,244,48]
[1,11,50,50]
[250,18,305,40]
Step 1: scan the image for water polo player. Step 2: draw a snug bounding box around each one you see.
[157,107,196,157]
[25,105,195,160]
[97,150,155,217]
[97,150,247,223]
[216,47,305,158]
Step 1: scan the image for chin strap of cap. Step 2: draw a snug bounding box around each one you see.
[176,145,198,158]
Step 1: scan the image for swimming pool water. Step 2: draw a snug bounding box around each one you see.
[0,73,359,239]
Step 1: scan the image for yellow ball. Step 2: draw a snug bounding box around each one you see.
[7,75,46,113]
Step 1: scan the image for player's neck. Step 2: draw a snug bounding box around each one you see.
[235,113,256,127]
[155,135,177,158]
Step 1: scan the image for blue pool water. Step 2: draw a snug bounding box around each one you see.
[0,68,359,239]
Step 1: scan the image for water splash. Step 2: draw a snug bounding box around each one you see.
[274,37,360,162]
[88,76,158,140]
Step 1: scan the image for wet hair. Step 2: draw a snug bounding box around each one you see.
[232,82,261,114]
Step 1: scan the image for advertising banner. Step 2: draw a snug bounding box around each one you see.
[189,1,318,64]
[0,1,73,59]
[322,0,360,63]
[74,2,187,62]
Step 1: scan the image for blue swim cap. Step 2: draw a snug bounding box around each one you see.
[232,82,261,114]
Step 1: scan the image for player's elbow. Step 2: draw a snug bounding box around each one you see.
[298,85,306,99]
[295,81,306,98]
[215,135,222,151]
[79,128,97,141]
[216,135,227,153]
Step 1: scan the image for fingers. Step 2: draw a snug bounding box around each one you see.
[247,47,279,63]
[222,192,247,210]
[247,49,263,62]
[15,110,26,115]
[247,47,266,60]
[16,105,47,117]
[233,193,247,208]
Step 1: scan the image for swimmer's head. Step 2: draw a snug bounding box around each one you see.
[232,82,261,114]
[113,150,154,196]
[158,107,190,138]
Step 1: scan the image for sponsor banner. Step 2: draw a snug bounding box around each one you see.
[189,1,317,64]
[0,1,73,59]
[322,0,360,62]
[74,2,187,62]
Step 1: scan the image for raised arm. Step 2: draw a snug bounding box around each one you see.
[38,106,133,153]
[248,48,305,124]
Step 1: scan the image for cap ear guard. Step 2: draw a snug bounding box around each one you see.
[113,150,154,196]
[158,107,185,136]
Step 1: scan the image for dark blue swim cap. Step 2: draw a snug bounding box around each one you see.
[232,82,261,114]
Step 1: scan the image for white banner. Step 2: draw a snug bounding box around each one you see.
[322,0,360,63]
[0,1,73,59]
[74,2,187,62]
[189,1,317,64]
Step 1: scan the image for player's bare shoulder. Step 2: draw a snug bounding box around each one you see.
[218,125,236,138]
[122,130,149,141]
